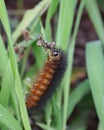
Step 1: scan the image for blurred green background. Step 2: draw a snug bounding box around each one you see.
[0,0,104,130]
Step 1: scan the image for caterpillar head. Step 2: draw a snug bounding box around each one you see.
[37,36,61,62]
[48,48,61,63]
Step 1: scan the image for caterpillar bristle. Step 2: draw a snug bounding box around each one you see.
[26,37,67,113]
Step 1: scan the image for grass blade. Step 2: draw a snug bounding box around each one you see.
[10,88,21,123]
[67,79,90,118]
[86,41,104,128]
[0,35,8,75]
[56,0,77,50]
[0,1,31,129]
[0,105,22,130]
[12,0,51,43]
[54,1,77,128]
[0,2,11,39]
[36,122,56,130]
[0,60,14,107]
[85,0,104,44]
[98,122,103,130]
[62,1,85,129]
[45,0,59,40]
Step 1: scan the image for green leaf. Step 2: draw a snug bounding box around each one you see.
[0,1,11,40]
[67,79,90,118]
[36,122,56,130]
[61,1,85,129]
[32,42,45,69]
[86,41,104,128]
[12,0,51,43]
[10,87,21,123]
[15,70,31,130]
[0,105,22,130]
[85,0,104,44]
[0,0,17,75]
[45,0,59,40]
[56,0,77,50]
[98,122,103,130]
[0,1,31,129]
[0,35,8,75]
[0,60,14,107]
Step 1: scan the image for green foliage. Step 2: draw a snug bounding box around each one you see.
[0,0,104,129]
[85,0,104,44]
[0,36,8,75]
[86,41,104,129]
[0,105,22,130]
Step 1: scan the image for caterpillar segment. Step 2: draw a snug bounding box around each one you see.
[26,37,67,111]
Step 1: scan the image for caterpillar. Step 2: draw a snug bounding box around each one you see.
[26,36,67,112]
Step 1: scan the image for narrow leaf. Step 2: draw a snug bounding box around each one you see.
[86,41,104,128]
[12,0,51,43]
[67,79,90,118]
[0,35,8,75]
[0,60,14,107]
[85,0,104,44]
[0,105,22,130]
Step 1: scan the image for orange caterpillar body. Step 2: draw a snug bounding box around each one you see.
[26,37,67,111]
[26,51,61,108]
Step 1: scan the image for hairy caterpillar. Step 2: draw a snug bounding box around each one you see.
[26,37,67,111]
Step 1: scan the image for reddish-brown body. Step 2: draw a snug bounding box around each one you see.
[26,54,61,108]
